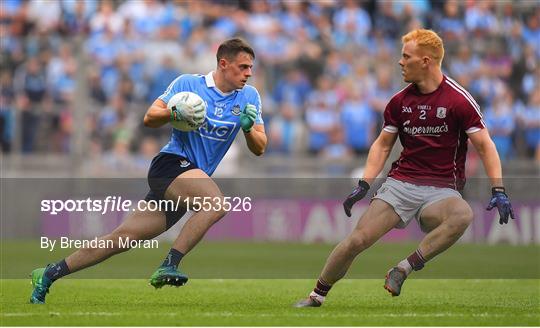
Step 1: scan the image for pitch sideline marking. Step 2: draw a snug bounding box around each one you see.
[2,312,538,318]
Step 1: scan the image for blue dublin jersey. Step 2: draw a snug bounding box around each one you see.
[158,72,264,176]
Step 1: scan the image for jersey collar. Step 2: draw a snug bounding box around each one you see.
[412,74,446,96]
[205,71,243,96]
[205,71,240,96]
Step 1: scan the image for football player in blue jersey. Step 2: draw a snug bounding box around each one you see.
[30,38,267,304]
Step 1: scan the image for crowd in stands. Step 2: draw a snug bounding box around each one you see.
[1,0,539,166]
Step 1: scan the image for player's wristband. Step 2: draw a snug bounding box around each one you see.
[170,108,175,122]
[242,127,252,133]
[492,186,506,195]
[358,179,370,190]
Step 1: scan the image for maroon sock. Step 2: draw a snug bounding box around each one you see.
[313,278,332,296]
[406,249,427,271]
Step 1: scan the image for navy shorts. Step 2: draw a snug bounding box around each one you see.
[144,152,198,229]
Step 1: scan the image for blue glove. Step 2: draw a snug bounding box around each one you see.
[343,180,370,217]
[240,104,257,132]
[486,187,516,225]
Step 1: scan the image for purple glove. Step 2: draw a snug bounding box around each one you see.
[343,180,370,217]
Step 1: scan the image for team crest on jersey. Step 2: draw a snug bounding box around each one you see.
[436,107,447,119]
[179,159,191,168]
[232,104,241,116]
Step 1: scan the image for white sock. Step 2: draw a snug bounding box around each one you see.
[309,291,325,304]
[397,259,413,276]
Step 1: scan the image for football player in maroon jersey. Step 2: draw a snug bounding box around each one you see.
[295,29,515,307]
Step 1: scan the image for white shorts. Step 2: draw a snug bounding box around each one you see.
[372,178,462,229]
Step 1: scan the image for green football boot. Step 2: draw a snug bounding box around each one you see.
[149,266,188,289]
[30,267,53,304]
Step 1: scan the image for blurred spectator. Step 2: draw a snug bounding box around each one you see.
[0,21,25,74]
[322,126,352,160]
[48,44,77,105]
[267,102,305,154]
[464,1,498,37]
[279,1,317,41]
[348,61,376,101]
[373,1,401,40]
[321,127,353,176]
[147,56,181,103]
[133,136,160,170]
[252,23,295,86]
[97,94,127,150]
[183,26,215,73]
[305,76,340,154]
[448,45,481,87]
[484,41,513,82]
[102,138,136,172]
[244,0,275,36]
[90,0,124,36]
[14,57,47,153]
[117,0,174,39]
[470,67,506,107]
[332,0,371,47]
[341,83,377,154]
[0,71,15,152]
[522,9,540,59]
[517,88,540,162]
[434,0,465,42]
[88,67,107,106]
[507,35,529,99]
[369,66,396,116]
[60,0,97,34]
[323,50,352,81]
[522,62,540,101]
[394,1,427,34]
[24,25,61,59]
[86,26,119,83]
[483,91,516,160]
[27,0,62,32]
[272,68,311,112]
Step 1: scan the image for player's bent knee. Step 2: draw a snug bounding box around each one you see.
[208,194,228,218]
[447,206,473,232]
[346,232,373,253]
[209,204,228,223]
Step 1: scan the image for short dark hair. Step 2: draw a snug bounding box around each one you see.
[216,38,255,62]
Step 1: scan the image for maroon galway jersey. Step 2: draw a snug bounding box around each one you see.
[383,75,485,190]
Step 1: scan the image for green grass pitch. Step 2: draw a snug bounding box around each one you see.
[1,241,539,326]
[1,279,539,326]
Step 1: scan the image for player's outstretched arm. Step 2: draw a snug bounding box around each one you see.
[469,129,516,224]
[362,130,398,185]
[143,99,170,128]
[343,130,397,216]
[243,124,267,156]
[468,129,503,188]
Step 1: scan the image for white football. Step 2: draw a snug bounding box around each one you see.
[167,91,207,131]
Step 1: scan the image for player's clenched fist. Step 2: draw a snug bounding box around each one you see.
[170,100,206,125]
[240,104,257,132]
[343,180,370,217]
